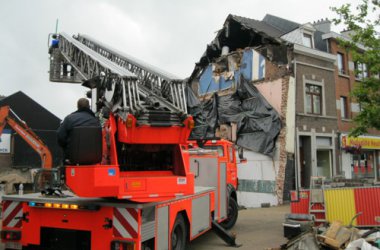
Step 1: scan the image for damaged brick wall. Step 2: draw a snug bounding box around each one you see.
[275,76,291,205]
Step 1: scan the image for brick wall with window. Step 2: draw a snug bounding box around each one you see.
[295,65,336,117]
[328,37,380,136]
[337,52,347,75]
[340,96,348,119]
[294,53,337,134]
[305,84,322,115]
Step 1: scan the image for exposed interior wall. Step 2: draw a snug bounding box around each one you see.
[254,79,283,114]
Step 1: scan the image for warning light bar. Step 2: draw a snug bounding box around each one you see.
[28,202,99,211]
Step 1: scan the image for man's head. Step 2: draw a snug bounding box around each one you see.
[77,98,90,110]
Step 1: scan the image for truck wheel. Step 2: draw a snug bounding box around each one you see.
[171,214,187,250]
[142,239,154,250]
[220,198,238,230]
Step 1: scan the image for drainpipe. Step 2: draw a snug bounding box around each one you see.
[337,131,342,175]
[293,57,299,191]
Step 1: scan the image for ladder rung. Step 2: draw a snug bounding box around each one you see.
[310,209,325,213]
[315,219,327,222]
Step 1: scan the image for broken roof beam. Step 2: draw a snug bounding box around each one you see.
[189,14,290,83]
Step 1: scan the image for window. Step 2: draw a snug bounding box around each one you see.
[203,145,224,156]
[340,96,348,119]
[337,53,346,75]
[352,152,375,179]
[354,62,368,80]
[303,33,313,48]
[305,84,322,115]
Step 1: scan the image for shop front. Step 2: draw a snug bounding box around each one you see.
[341,134,380,181]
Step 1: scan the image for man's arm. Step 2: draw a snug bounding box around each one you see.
[57,118,68,148]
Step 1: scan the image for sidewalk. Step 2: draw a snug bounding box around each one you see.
[188,205,290,250]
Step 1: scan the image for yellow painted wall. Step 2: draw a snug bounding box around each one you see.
[325,188,357,226]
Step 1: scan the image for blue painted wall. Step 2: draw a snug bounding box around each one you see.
[199,49,266,95]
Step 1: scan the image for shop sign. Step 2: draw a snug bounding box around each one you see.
[341,135,380,150]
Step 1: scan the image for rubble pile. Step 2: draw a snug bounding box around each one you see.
[324,176,379,188]
[282,220,380,250]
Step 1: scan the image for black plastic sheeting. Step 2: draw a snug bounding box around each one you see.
[188,76,282,157]
[188,94,218,139]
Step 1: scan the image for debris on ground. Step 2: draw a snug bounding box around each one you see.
[281,219,380,250]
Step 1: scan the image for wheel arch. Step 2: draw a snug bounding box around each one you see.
[227,183,237,203]
[176,210,190,242]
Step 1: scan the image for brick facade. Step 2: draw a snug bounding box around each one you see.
[329,38,380,136]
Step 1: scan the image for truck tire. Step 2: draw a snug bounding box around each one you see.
[171,214,187,250]
[220,197,238,230]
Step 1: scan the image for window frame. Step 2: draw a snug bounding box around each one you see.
[340,96,349,119]
[202,145,224,157]
[337,52,346,75]
[305,84,322,115]
[303,80,326,116]
[354,62,368,80]
[228,146,234,163]
[302,33,314,48]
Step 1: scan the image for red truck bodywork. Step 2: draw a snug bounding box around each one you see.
[1,114,239,250]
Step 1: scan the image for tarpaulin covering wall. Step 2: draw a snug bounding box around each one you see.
[189,75,281,156]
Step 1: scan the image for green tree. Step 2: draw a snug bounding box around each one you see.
[332,0,380,136]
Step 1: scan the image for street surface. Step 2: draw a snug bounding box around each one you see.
[0,205,289,250]
[189,205,289,250]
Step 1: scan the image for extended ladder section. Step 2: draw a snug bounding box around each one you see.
[49,33,195,201]
[76,34,187,115]
[49,32,187,127]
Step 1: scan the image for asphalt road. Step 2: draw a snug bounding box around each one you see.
[0,205,289,250]
[188,205,289,250]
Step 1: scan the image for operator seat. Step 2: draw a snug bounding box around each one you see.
[66,126,102,165]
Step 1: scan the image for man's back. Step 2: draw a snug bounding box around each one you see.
[65,109,99,128]
[57,107,100,149]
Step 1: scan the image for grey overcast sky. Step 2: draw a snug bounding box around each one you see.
[0,0,361,119]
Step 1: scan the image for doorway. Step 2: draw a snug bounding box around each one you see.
[299,136,312,188]
[316,150,332,178]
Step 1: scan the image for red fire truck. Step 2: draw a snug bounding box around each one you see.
[1,33,241,250]
[1,137,239,250]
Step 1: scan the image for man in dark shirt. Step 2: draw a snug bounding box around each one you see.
[57,98,100,160]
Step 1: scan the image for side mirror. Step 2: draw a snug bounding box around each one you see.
[240,158,247,164]
[237,147,247,163]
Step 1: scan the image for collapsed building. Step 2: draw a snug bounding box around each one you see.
[187,14,338,207]
[187,14,295,206]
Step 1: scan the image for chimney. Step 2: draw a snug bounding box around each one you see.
[313,18,331,33]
